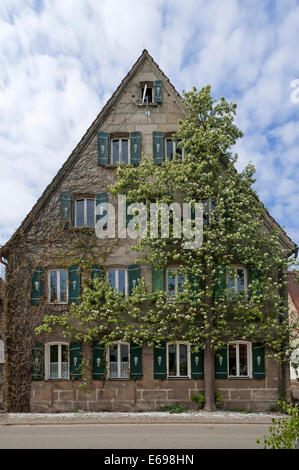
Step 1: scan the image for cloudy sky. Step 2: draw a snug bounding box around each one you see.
[0,0,299,252]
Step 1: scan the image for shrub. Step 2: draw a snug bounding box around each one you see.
[257,402,299,449]
[160,402,189,414]
[191,392,223,409]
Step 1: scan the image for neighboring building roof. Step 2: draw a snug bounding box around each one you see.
[288,271,299,315]
[0,49,296,257]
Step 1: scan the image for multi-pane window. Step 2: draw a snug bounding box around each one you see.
[112,138,129,164]
[226,267,247,297]
[108,342,129,379]
[167,343,189,378]
[228,342,251,378]
[165,139,184,160]
[107,269,128,295]
[49,269,67,303]
[167,269,185,297]
[75,199,95,227]
[46,343,69,380]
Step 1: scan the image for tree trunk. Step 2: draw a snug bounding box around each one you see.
[204,341,216,411]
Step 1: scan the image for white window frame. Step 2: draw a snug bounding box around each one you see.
[167,342,191,378]
[48,269,68,304]
[74,198,95,228]
[226,266,248,296]
[107,341,130,379]
[228,341,252,378]
[111,138,130,164]
[166,268,186,296]
[106,268,128,295]
[45,342,70,380]
[140,85,153,103]
[165,138,185,160]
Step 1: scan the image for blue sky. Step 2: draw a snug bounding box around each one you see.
[0,0,299,251]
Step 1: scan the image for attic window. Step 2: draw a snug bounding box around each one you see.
[141,85,153,103]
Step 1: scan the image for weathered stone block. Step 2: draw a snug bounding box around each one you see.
[252,389,278,400]
[167,389,189,400]
[58,390,75,401]
[230,389,252,400]
[142,390,167,400]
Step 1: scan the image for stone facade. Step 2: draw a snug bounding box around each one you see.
[0,50,296,413]
[28,346,283,413]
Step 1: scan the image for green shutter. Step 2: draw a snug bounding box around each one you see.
[213,265,226,301]
[154,80,163,103]
[68,265,80,303]
[91,265,103,281]
[70,342,82,380]
[191,348,204,379]
[249,267,261,301]
[96,192,108,229]
[128,264,140,295]
[215,346,228,379]
[152,268,165,292]
[126,201,134,227]
[93,342,105,380]
[154,344,166,379]
[98,131,109,165]
[31,267,44,306]
[252,343,265,379]
[60,192,72,225]
[130,132,142,165]
[31,343,44,381]
[153,131,164,164]
[130,343,142,379]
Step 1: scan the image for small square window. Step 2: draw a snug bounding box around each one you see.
[141,86,153,103]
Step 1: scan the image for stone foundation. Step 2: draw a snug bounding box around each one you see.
[23,346,288,413]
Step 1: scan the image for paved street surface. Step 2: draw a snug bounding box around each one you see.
[0,423,269,449]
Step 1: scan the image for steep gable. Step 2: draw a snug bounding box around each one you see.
[0,50,296,257]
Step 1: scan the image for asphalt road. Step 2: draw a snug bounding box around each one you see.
[0,423,269,449]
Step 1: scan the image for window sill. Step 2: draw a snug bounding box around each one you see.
[136,102,158,107]
[45,378,70,382]
[47,302,69,306]
[167,376,191,380]
[108,377,130,381]
[228,376,252,380]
